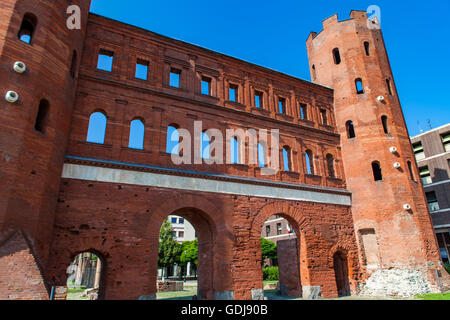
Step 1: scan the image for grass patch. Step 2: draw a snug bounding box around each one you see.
[415,292,450,300]
[157,286,198,300]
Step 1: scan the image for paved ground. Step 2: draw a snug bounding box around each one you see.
[66,281,449,300]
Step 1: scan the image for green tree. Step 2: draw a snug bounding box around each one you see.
[261,238,277,266]
[179,239,198,266]
[158,219,182,279]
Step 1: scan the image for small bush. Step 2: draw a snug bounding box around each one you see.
[263,266,279,281]
[444,262,450,275]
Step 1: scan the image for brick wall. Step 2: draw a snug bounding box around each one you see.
[277,239,302,297]
[0,231,48,300]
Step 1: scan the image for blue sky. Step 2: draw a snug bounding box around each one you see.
[90,0,450,137]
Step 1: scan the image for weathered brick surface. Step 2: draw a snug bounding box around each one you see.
[0,1,445,300]
[0,231,48,300]
[277,239,302,297]
[306,10,447,290]
[43,179,358,300]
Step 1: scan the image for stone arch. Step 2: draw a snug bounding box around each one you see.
[148,195,221,300]
[46,244,110,300]
[67,249,107,300]
[251,201,309,238]
[250,201,310,298]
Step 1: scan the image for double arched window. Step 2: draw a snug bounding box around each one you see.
[87,111,107,144]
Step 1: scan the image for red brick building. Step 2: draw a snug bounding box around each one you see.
[0,1,447,299]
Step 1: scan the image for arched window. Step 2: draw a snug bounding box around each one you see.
[305,150,314,175]
[326,154,335,178]
[230,137,240,164]
[346,120,356,139]
[381,116,389,134]
[18,13,37,44]
[128,119,145,150]
[332,48,341,65]
[364,41,370,56]
[70,50,78,78]
[258,143,266,168]
[35,99,49,133]
[355,78,364,94]
[201,131,210,159]
[86,111,107,144]
[372,161,383,181]
[311,65,316,81]
[166,125,180,155]
[282,146,291,171]
[407,161,416,182]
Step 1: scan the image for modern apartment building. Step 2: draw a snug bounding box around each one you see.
[261,216,296,244]
[168,215,196,243]
[411,123,450,262]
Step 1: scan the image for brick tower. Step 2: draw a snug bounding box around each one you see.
[0,0,91,298]
[307,10,446,294]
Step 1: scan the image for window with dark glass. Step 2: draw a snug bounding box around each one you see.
[277,223,282,235]
[426,191,439,212]
[266,225,271,237]
[419,166,432,185]
[441,132,450,152]
[413,142,425,161]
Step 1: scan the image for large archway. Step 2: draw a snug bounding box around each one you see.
[251,203,307,299]
[156,207,215,300]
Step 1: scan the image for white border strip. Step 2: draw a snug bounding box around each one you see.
[62,164,351,206]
